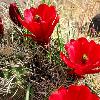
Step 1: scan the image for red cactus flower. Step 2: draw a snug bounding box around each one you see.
[0,17,4,36]
[60,37,100,76]
[18,4,59,45]
[49,85,100,100]
[9,3,22,27]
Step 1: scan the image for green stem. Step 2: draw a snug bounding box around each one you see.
[25,83,31,100]
[48,0,51,5]
[42,0,45,3]
[57,24,62,51]
[14,0,23,16]
[30,0,34,6]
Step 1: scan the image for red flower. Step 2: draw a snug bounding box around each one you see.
[0,17,4,36]
[60,37,100,75]
[9,3,22,27]
[18,4,59,45]
[49,85,100,100]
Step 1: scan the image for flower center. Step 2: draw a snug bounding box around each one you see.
[34,15,41,22]
[82,54,88,64]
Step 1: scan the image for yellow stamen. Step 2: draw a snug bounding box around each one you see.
[82,54,88,63]
[34,15,41,21]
